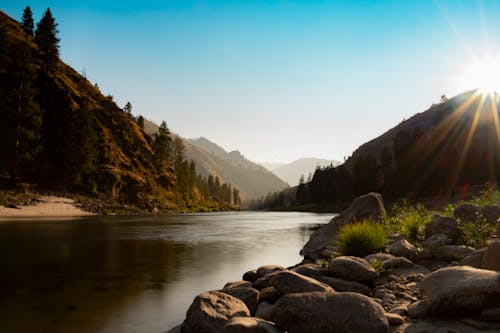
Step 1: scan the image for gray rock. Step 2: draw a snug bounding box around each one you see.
[460,248,486,268]
[301,192,386,260]
[425,215,462,241]
[365,253,396,262]
[317,275,371,295]
[329,255,378,284]
[407,300,430,318]
[269,270,334,294]
[388,264,430,278]
[243,270,258,282]
[481,205,500,224]
[389,239,416,258]
[291,263,329,280]
[271,292,388,333]
[256,265,286,278]
[382,257,414,270]
[432,245,475,261]
[223,317,284,333]
[181,291,250,333]
[385,312,405,325]
[222,287,260,315]
[259,286,282,304]
[421,234,451,249]
[417,266,500,317]
[483,240,500,271]
[255,302,274,321]
[454,203,480,222]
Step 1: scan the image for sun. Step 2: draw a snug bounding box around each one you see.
[458,55,500,95]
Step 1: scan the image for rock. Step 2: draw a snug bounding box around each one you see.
[223,317,284,333]
[389,239,416,258]
[407,300,430,318]
[243,270,258,283]
[269,270,334,294]
[253,277,271,290]
[460,248,486,268]
[425,215,462,241]
[259,286,282,304]
[382,257,414,270]
[481,307,500,322]
[256,265,286,278]
[271,292,388,333]
[291,263,329,280]
[432,245,475,261]
[388,264,430,278]
[454,203,480,222]
[166,325,181,333]
[421,233,451,249]
[224,281,253,290]
[255,302,274,321]
[329,255,377,284]
[222,287,260,315]
[181,291,250,333]
[317,276,371,295]
[365,253,396,262]
[301,192,386,260]
[417,266,500,317]
[385,312,404,325]
[483,240,500,271]
[481,205,500,224]
[390,305,408,316]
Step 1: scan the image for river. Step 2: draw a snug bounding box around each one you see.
[0,211,335,332]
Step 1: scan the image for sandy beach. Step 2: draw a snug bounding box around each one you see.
[0,195,94,218]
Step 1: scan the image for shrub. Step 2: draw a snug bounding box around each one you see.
[461,214,495,248]
[337,221,386,257]
[401,213,427,244]
[384,201,431,244]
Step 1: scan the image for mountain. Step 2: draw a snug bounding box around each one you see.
[266,158,340,186]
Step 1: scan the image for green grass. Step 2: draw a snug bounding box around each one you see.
[384,201,431,244]
[337,221,386,257]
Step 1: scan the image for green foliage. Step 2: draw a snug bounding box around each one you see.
[152,121,172,170]
[337,221,386,257]
[368,259,386,274]
[460,214,495,249]
[35,8,60,72]
[21,6,34,35]
[137,115,145,130]
[384,201,431,242]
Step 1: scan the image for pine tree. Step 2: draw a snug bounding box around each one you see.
[124,101,132,115]
[35,8,60,73]
[21,6,34,36]
[171,135,186,170]
[137,115,144,130]
[152,121,171,170]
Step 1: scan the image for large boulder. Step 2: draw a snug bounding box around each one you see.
[454,203,480,222]
[481,205,500,224]
[424,215,462,241]
[268,270,334,294]
[271,292,388,333]
[223,317,284,333]
[483,240,500,271]
[329,256,378,285]
[460,248,486,268]
[389,239,416,258]
[222,286,260,315]
[409,266,500,317]
[431,245,475,261]
[301,193,386,260]
[181,291,250,333]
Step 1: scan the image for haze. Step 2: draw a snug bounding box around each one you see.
[3,0,500,163]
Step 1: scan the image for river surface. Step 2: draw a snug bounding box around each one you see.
[0,211,335,333]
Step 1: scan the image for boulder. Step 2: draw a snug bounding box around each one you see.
[454,203,480,222]
[329,256,378,285]
[432,245,475,261]
[385,313,404,325]
[256,265,286,278]
[255,302,274,321]
[222,287,260,315]
[181,291,250,333]
[365,253,396,263]
[259,286,282,304]
[223,317,284,333]
[483,240,500,271]
[382,257,414,270]
[481,205,500,224]
[421,234,451,249]
[301,192,386,260]
[414,266,500,317]
[291,263,329,280]
[224,281,253,290]
[389,239,416,258]
[388,264,430,278]
[317,276,371,295]
[481,307,500,322]
[271,292,388,333]
[425,215,462,241]
[460,248,486,268]
[268,270,334,294]
[243,270,258,282]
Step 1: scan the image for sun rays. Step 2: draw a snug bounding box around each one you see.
[457,55,500,95]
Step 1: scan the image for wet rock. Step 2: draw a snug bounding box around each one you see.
[269,270,334,294]
[301,192,386,261]
[483,240,500,271]
[223,317,284,333]
[389,239,416,258]
[329,256,377,285]
[181,291,250,333]
[271,292,388,333]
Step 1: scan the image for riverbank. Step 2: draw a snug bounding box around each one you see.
[0,195,93,217]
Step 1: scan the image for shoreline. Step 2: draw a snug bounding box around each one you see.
[0,195,94,218]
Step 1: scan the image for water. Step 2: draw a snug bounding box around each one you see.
[0,211,335,333]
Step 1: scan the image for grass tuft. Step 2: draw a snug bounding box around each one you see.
[337,221,386,257]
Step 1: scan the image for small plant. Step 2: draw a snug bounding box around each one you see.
[460,213,494,249]
[337,221,386,257]
[401,213,427,244]
[369,259,385,274]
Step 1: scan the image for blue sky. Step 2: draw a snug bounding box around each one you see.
[2,1,500,163]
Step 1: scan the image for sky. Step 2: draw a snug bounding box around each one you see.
[2,0,500,163]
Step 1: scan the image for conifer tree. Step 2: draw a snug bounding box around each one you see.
[35,8,60,73]
[171,135,186,170]
[152,121,172,170]
[21,6,34,35]
[124,101,132,115]
[137,115,145,130]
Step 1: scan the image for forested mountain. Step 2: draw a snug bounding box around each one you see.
[265,158,340,186]
[0,9,239,210]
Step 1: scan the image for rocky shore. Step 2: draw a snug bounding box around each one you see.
[170,193,500,333]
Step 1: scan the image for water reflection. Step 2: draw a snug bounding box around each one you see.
[0,212,335,332]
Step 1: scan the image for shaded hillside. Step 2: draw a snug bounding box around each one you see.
[0,10,236,210]
[268,158,340,186]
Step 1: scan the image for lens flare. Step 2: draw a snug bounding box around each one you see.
[458,55,500,95]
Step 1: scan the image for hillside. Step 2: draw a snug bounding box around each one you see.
[267,158,340,186]
[0,10,233,211]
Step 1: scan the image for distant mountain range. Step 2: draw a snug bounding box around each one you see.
[263,158,340,186]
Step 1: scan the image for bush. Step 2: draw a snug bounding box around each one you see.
[461,214,495,248]
[401,214,427,244]
[337,221,386,257]
[384,201,431,244]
